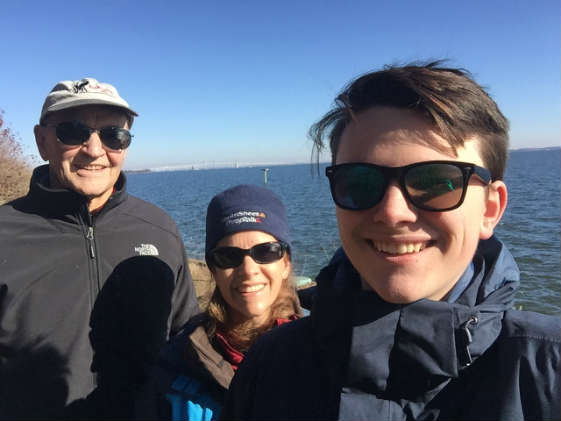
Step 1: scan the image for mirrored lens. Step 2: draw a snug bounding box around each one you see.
[331,165,386,209]
[405,163,464,210]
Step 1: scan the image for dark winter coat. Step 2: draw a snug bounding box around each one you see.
[137,314,234,420]
[0,165,199,419]
[222,237,561,420]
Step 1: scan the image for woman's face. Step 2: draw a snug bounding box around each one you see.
[212,231,290,327]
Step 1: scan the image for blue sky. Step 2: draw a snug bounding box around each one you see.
[2,0,559,170]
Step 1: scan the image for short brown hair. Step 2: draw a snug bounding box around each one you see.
[310,61,509,180]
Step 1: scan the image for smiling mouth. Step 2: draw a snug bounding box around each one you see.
[74,165,107,171]
[236,284,265,293]
[369,240,430,255]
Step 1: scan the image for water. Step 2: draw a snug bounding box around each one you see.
[127,148,561,316]
[493,149,561,315]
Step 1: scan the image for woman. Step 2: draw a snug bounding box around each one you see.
[140,184,301,420]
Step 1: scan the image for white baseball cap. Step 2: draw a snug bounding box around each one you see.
[40,77,138,123]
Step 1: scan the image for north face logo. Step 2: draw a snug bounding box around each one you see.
[134,244,159,256]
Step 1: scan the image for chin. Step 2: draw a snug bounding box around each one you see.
[74,182,112,197]
[381,292,421,304]
[246,308,266,319]
[366,279,426,304]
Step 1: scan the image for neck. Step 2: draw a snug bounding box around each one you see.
[222,312,270,354]
[230,309,270,331]
[47,170,115,212]
[87,190,113,212]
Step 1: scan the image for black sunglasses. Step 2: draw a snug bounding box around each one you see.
[326,160,492,212]
[47,121,132,150]
[206,241,289,269]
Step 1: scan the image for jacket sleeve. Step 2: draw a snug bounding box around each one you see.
[514,316,561,420]
[169,234,200,337]
[499,311,561,420]
[166,375,221,421]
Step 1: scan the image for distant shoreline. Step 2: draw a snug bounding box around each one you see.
[509,146,560,152]
[124,169,152,174]
[124,146,560,174]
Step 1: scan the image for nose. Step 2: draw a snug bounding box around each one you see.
[80,131,106,158]
[370,180,417,226]
[236,255,261,277]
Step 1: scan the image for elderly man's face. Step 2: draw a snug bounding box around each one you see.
[334,106,506,304]
[35,106,130,211]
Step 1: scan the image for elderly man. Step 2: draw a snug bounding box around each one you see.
[222,63,560,420]
[0,78,199,419]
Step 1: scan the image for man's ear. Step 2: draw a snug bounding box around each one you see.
[480,180,508,240]
[34,125,49,161]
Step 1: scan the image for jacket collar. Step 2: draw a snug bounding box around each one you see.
[312,237,519,397]
[188,326,235,390]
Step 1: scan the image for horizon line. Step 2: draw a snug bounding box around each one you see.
[125,146,560,173]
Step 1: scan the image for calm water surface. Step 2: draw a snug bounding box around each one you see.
[128,148,560,316]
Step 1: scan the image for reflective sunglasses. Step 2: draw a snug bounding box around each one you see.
[48,121,132,150]
[325,160,491,212]
[206,241,288,269]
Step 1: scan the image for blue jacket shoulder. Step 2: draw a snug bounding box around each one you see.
[502,310,561,342]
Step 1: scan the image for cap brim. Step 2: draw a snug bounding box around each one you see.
[45,98,138,117]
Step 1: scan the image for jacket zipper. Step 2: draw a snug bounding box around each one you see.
[81,209,101,302]
[86,212,101,293]
[86,226,96,259]
[460,315,479,367]
[82,209,100,387]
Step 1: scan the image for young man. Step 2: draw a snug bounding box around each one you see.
[0,78,199,419]
[221,63,560,420]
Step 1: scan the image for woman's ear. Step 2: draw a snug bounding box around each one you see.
[480,180,508,240]
[281,256,291,280]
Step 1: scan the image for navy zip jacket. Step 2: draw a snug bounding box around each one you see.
[222,237,561,420]
[0,165,199,419]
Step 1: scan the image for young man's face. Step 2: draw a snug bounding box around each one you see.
[35,106,130,211]
[334,106,506,303]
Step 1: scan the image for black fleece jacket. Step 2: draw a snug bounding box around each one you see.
[0,165,199,419]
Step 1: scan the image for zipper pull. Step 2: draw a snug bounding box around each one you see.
[461,316,478,367]
[86,226,96,258]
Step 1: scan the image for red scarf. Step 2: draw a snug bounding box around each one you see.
[215,317,296,371]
